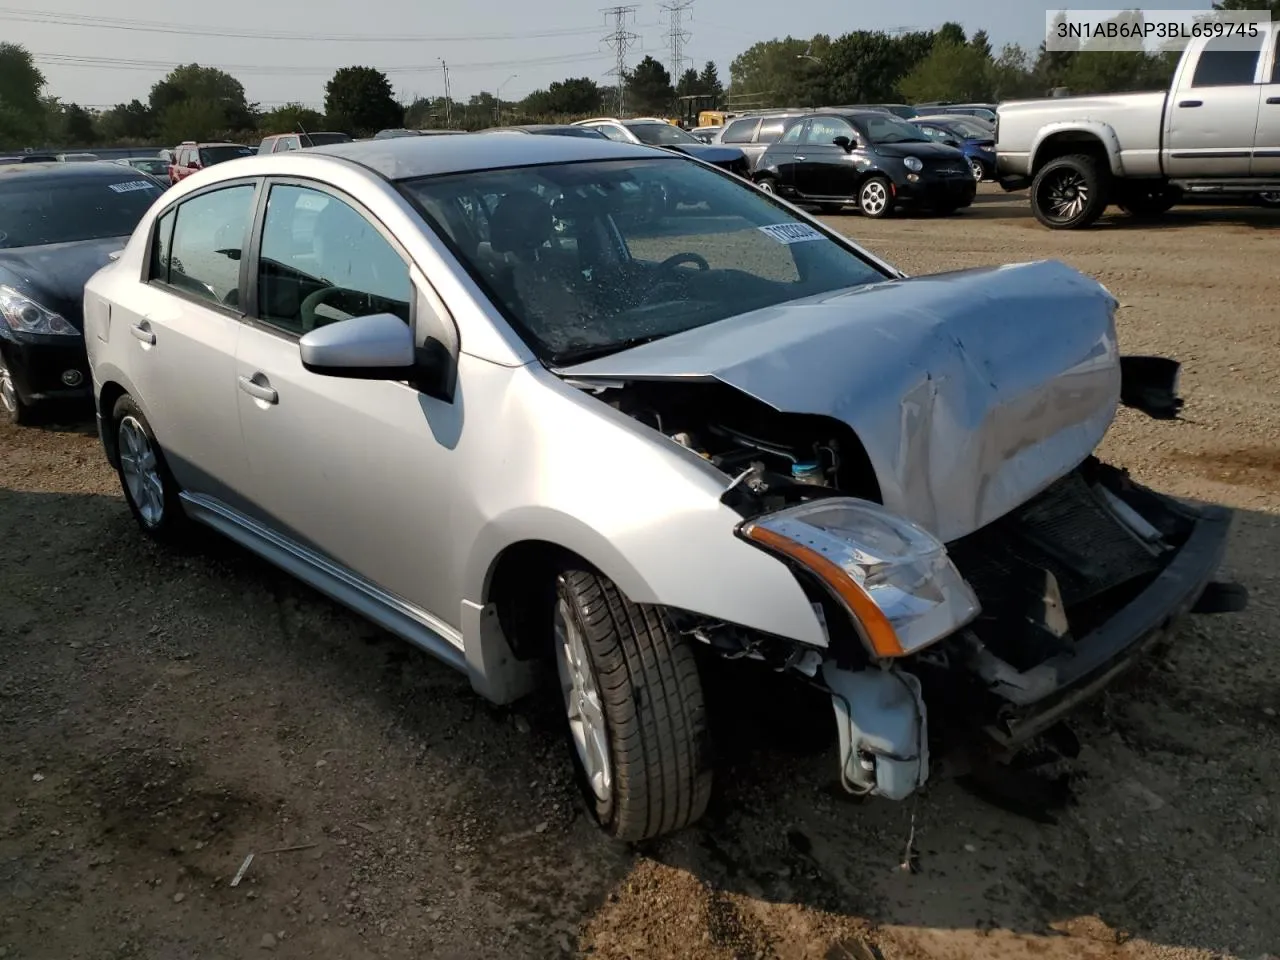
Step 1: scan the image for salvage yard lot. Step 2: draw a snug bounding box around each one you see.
[2,185,1278,960]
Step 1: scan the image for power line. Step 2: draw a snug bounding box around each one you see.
[600,5,638,117]
[0,6,609,42]
[659,0,693,82]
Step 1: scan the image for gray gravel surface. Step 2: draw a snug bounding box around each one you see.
[1,186,1278,960]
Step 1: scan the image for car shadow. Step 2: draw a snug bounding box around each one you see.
[0,486,1277,958]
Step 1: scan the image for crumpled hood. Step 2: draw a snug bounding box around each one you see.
[0,236,129,329]
[555,259,1122,543]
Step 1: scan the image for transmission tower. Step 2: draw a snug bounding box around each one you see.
[660,0,694,83]
[600,5,639,116]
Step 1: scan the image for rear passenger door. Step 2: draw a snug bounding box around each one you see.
[1251,24,1280,176]
[118,181,258,507]
[1165,32,1265,178]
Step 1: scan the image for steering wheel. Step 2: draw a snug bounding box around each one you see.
[658,252,710,273]
[301,285,367,332]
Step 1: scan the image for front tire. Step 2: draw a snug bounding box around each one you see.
[1030,154,1109,229]
[111,395,189,542]
[555,568,712,842]
[858,176,893,218]
[969,158,986,181]
[755,176,777,195]
[0,352,33,426]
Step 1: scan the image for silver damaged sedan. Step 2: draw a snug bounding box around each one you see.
[82,135,1246,840]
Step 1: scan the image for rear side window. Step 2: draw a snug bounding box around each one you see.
[592,124,630,143]
[1191,34,1264,86]
[757,118,790,143]
[721,118,759,144]
[158,184,255,308]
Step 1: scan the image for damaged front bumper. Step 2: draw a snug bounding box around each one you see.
[818,470,1243,802]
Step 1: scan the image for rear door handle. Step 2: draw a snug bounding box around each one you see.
[1178,99,1203,108]
[794,155,807,161]
[1267,96,1280,105]
[129,321,155,345]
[237,375,278,404]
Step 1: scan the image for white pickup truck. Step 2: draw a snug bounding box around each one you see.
[996,23,1280,228]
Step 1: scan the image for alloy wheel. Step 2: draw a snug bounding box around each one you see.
[1038,168,1089,224]
[555,598,612,803]
[0,358,16,416]
[970,159,985,181]
[118,415,165,527]
[860,179,888,216]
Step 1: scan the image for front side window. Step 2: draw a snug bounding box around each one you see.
[256,184,411,335]
[803,116,854,145]
[0,174,164,249]
[1192,34,1264,86]
[162,184,255,307]
[400,157,888,362]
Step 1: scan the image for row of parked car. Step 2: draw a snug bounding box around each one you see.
[1,127,1244,847]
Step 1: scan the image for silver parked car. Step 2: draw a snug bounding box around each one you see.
[83,135,1244,840]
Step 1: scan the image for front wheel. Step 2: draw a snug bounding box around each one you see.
[755,176,777,195]
[969,158,986,181]
[858,176,893,218]
[0,352,33,426]
[1030,154,1109,229]
[555,568,712,841]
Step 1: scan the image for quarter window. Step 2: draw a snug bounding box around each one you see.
[1191,34,1264,86]
[721,118,759,143]
[256,184,412,335]
[149,209,175,281]
[159,184,255,307]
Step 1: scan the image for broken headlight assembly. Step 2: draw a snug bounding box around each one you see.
[0,285,77,338]
[738,499,980,657]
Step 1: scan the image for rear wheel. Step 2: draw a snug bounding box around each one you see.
[1256,192,1280,207]
[0,352,33,426]
[1030,154,1109,229]
[111,395,189,542]
[858,176,893,218]
[554,567,712,842]
[1117,183,1180,218]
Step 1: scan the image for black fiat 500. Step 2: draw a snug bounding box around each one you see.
[753,110,975,218]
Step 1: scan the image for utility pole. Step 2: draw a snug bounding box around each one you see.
[660,0,693,83]
[600,5,638,117]
[439,58,452,128]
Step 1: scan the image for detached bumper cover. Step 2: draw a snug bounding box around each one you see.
[971,497,1236,745]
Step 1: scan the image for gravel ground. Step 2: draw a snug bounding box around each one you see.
[2,186,1278,960]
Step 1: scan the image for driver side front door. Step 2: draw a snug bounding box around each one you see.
[233,180,465,631]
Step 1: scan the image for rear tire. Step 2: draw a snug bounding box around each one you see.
[111,395,190,543]
[1030,154,1110,229]
[1117,183,1179,218]
[554,567,712,842]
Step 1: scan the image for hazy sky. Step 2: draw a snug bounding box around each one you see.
[6,0,1218,109]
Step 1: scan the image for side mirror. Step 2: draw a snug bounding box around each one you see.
[299,313,418,380]
[832,135,854,152]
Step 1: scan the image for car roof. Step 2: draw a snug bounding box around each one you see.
[0,160,157,181]
[309,132,661,180]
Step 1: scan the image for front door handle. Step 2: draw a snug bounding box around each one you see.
[130,322,155,345]
[237,374,278,404]
[1178,99,1203,108]
[794,155,807,161]
[1267,96,1280,105]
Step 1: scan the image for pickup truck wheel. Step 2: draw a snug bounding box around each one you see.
[1118,185,1179,217]
[1031,154,1109,229]
[554,568,712,841]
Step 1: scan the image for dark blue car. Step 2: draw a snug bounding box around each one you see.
[912,115,997,182]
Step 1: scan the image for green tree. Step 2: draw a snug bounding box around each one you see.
[697,60,723,101]
[1212,0,1279,14]
[822,30,934,104]
[158,98,228,144]
[404,96,442,128]
[520,77,601,117]
[935,21,967,46]
[969,30,993,60]
[675,67,701,99]
[625,55,674,115]
[324,66,402,134]
[0,43,47,147]
[730,36,830,108]
[62,103,97,144]
[150,64,256,131]
[899,40,995,103]
[989,44,1038,100]
[96,99,154,142]
[259,102,325,134]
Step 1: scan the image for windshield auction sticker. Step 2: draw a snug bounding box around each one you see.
[759,223,825,244]
[1046,9,1269,52]
[108,180,158,194]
